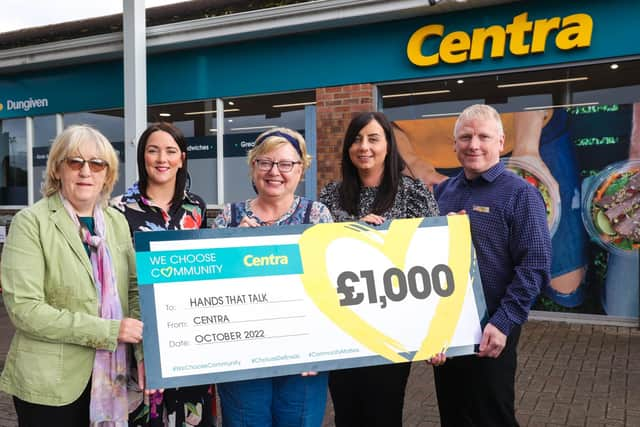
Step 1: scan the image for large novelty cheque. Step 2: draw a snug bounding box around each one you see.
[135,215,487,389]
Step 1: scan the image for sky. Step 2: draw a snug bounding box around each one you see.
[0,0,185,33]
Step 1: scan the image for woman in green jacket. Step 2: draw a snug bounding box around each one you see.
[0,125,143,426]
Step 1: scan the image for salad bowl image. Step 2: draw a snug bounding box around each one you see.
[581,160,640,317]
[501,156,561,237]
[583,160,640,256]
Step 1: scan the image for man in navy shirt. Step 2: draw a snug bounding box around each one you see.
[433,104,551,426]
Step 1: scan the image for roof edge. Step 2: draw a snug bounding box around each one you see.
[0,0,514,74]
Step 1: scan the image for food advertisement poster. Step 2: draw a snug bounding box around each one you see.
[394,103,640,317]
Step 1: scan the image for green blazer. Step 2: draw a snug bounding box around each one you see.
[0,193,140,406]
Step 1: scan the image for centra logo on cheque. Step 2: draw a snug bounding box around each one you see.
[2,97,49,112]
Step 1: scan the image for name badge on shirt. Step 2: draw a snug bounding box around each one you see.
[472,205,490,213]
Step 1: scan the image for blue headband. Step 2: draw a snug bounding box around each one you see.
[255,130,303,157]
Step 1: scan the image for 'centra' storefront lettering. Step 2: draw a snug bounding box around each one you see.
[407,12,593,67]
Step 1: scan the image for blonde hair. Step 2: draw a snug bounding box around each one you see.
[247,127,312,172]
[42,124,119,206]
[454,104,504,138]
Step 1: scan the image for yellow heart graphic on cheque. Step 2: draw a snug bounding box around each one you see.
[298,215,471,362]
[160,266,173,278]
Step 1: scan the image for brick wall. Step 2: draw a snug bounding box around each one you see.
[315,84,376,193]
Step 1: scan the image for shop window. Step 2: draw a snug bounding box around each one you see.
[0,118,27,205]
[378,61,640,319]
[146,91,314,205]
[384,98,483,121]
[174,117,218,204]
[32,115,57,202]
[223,108,308,202]
[573,85,640,106]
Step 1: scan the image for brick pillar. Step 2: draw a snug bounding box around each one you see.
[315,84,376,193]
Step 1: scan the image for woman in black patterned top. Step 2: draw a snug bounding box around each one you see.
[111,122,214,427]
[320,112,439,427]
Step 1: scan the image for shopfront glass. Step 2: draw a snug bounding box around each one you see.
[147,91,314,206]
[170,116,216,203]
[381,60,640,318]
[32,115,57,202]
[0,118,27,205]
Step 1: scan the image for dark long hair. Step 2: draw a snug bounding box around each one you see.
[339,112,405,216]
[137,122,189,206]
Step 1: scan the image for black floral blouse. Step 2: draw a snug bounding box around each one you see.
[110,182,214,427]
[111,182,206,234]
[319,175,439,221]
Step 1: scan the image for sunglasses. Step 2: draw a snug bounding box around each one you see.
[65,157,109,173]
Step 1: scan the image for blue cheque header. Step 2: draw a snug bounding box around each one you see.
[136,244,303,285]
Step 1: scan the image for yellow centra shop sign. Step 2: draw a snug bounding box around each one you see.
[407,12,593,67]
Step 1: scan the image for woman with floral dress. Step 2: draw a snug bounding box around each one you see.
[112,122,214,427]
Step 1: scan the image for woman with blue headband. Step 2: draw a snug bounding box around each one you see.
[213,127,333,427]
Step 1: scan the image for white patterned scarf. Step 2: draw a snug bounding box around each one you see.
[61,195,128,426]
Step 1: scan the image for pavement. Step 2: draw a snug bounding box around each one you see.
[0,299,14,427]
[1,299,640,427]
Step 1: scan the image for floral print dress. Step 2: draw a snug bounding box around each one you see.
[112,182,205,233]
[213,195,333,228]
[111,182,215,427]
